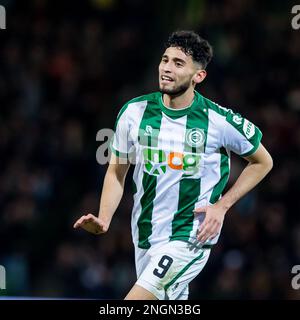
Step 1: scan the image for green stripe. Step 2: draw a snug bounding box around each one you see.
[137,101,163,249]
[209,147,230,204]
[138,173,157,248]
[164,251,204,291]
[171,177,200,240]
[171,92,209,241]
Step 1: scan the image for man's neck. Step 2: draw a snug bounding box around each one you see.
[163,87,195,110]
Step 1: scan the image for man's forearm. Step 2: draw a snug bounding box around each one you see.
[98,169,125,225]
[217,160,272,212]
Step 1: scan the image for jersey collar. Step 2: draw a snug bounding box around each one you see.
[159,91,200,118]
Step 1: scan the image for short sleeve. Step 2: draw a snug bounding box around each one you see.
[223,110,262,157]
[110,106,134,158]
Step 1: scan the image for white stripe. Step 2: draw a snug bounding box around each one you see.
[148,113,187,248]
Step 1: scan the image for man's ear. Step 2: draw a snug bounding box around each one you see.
[193,69,207,84]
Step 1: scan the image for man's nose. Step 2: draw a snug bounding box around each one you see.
[162,62,172,73]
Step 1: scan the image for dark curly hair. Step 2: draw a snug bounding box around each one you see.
[165,30,213,69]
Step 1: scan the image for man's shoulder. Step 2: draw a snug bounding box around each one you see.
[125,91,160,106]
[197,92,231,117]
[198,93,260,138]
[115,92,160,123]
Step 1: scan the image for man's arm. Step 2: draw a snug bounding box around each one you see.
[73,153,130,234]
[195,143,273,243]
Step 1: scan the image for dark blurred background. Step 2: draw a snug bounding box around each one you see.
[0,0,300,299]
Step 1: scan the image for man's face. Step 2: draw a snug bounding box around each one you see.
[158,46,199,96]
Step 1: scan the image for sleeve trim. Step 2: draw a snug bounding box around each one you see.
[110,142,129,159]
[240,139,261,157]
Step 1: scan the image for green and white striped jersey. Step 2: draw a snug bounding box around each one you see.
[111,91,262,250]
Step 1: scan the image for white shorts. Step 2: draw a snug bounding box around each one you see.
[135,240,211,300]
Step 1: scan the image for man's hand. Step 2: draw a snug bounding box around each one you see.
[73,213,109,235]
[194,204,227,243]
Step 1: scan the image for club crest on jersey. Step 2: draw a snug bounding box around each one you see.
[185,128,205,148]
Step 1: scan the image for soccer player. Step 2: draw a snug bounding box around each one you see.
[73,30,273,300]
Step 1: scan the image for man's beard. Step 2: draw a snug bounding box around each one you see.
[159,79,191,97]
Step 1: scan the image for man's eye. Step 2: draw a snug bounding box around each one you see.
[175,62,183,67]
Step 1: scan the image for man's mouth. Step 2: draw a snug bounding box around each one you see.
[161,75,174,83]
